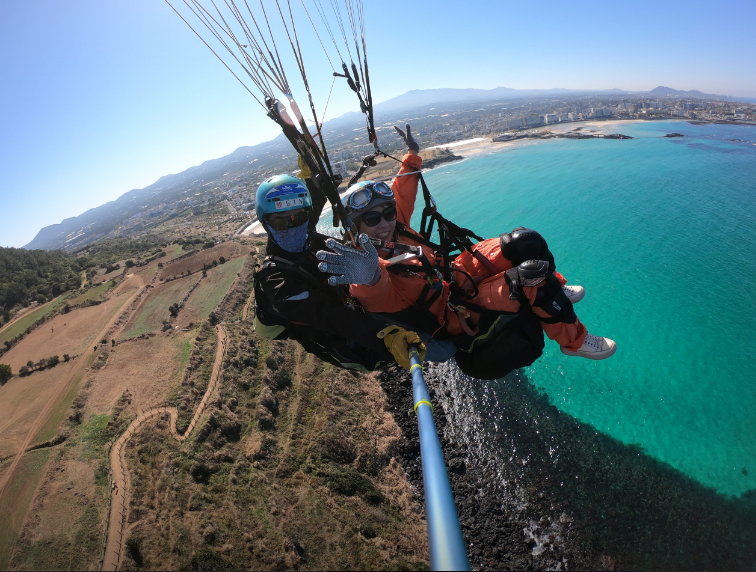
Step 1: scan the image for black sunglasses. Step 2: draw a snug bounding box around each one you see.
[265,209,310,231]
[360,206,397,227]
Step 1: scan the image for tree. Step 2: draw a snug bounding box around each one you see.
[47,355,60,367]
[63,354,71,362]
[125,260,135,268]
[18,366,30,376]
[219,256,226,264]
[0,364,12,385]
[26,360,34,369]
[169,303,180,318]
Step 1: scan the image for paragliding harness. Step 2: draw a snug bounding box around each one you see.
[165,0,550,378]
[252,253,388,373]
[364,168,548,380]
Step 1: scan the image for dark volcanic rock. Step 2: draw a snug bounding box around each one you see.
[664,132,685,138]
[377,362,756,571]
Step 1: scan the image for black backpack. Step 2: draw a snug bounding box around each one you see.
[452,304,544,381]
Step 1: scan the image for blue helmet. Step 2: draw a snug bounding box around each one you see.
[255,174,312,221]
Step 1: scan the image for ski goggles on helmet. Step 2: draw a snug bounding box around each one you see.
[344,181,394,213]
[360,205,397,227]
[264,208,310,231]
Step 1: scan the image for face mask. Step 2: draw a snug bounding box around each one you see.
[268,220,310,252]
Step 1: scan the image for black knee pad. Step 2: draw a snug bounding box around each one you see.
[500,228,555,271]
[534,274,577,324]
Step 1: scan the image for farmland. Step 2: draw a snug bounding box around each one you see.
[119,274,199,339]
[176,256,245,327]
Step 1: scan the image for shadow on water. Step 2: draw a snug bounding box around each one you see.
[427,362,756,571]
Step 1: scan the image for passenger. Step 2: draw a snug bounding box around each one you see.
[252,174,427,371]
[317,125,616,378]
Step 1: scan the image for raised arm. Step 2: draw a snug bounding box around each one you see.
[392,124,423,227]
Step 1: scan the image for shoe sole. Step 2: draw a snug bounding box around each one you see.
[560,344,616,360]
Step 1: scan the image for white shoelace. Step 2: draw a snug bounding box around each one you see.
[584,334,603,350]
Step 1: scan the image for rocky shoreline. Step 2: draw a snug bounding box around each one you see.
[377,363,756,571]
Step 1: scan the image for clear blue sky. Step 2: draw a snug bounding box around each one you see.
[2,0,754,248]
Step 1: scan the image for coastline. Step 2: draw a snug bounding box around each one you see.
[433,118,684,161]
[378,363,756,571]
[239,118,687,237]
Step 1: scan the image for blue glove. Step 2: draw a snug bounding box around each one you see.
[394,123,420,153]
[316,234,381,286]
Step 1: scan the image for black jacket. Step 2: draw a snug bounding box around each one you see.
[254,233,392,371]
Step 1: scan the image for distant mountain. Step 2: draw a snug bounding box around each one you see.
[23,135,295,251]
[375,86,638,113]
[24,84,750,250]
[647,86,727,99]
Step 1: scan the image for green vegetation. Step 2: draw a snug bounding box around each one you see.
[120,275,199,339]
[10,503,103,571]
[67,279,114,306]
[81,413,111,457]
[17,354,64,377]
[0,294,70,348]
[0,248,84,311]
[73,234,168,264]
[182,257,244,322]
[35,367,88,445]
[118,318,428,571]
[0,364,11,384]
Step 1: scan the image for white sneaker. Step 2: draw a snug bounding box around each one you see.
[560,333,616,360]
[562,284,585,304]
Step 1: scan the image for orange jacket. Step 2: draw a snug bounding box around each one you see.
[350,153,518,338]
[350,152,586,349]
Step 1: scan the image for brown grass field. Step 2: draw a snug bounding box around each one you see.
[0,363,77,458]
[1,295,129,373]
[160,241,248,278]
[86,331,195,416]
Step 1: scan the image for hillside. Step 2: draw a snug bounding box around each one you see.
[24,84,743,253]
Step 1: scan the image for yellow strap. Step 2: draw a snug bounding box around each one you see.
[410,363,423,374]
[414,400,433,414]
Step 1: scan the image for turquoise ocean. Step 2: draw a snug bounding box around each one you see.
[417,120,756,499]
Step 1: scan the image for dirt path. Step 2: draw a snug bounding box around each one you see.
[102,324,227,571]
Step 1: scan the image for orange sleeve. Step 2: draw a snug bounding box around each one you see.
[392,152,423,227]
[350,258,415,313]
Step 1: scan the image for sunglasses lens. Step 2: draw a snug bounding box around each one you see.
[361,211,381,227]
[360,206,396,227]
[267,210,309,230]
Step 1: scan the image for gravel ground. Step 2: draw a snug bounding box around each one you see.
[377,363,756,571]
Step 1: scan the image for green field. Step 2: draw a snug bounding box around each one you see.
[119,274,200,339]
[162,243,185,260]
[34,366,89,446]
[67,280,115,307]
[0,449,51,569]
[181,257,245,321]
[0,296,70,346]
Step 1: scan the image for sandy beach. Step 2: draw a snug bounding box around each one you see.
[431,118,664,160]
